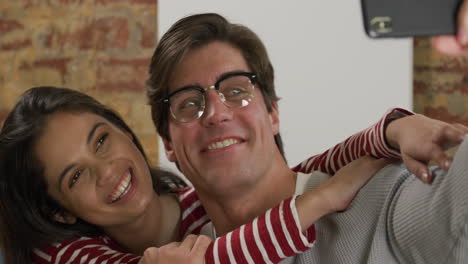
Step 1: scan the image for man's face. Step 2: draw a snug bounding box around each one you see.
[163,41,281,195]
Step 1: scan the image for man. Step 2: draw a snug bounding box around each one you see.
[146,11,468,264]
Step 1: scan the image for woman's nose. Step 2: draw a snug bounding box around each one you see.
[95,159,117,187]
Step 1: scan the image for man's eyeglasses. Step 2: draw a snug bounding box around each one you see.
[162,72,257,123]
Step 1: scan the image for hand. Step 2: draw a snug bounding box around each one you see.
[316,156,392,213]
[385,114,468,183]
[431,0,468,56]
[142,235,212,264]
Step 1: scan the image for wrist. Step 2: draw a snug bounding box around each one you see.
[384,109,409,151]
[295,189,334,232]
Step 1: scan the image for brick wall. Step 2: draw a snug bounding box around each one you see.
[0,0,160,165]
[413,38,468,125]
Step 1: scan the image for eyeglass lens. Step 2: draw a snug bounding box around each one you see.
[169,75,254,122]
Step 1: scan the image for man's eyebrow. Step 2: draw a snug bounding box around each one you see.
[217,70,246,81]
[56,122,105,192]
[175,70,247,90]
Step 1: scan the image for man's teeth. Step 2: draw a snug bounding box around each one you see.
[207,139,239,150]
[111,172,132,203]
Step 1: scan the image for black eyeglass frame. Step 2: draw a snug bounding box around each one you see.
[161,71,257,104]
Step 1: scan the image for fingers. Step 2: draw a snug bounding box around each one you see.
[431,123,467,170]
[190,235,213,261]
[457,0,468,46]
[401,152,432,183]
[435,123,467,148]
[431,0,468,56]
[141,236,210,264]
[453,123,468,135]
[427,144,452,171]
[180,234,198,250]
[431,36,465,55]
[143,247,160,264]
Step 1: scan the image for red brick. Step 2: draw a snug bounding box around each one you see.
[1,39,32,51]
[23,0,37,8]
[414,79,468,94]
[44,27,56,48]
[97,80,145,92]
[44,17,129,50]
[20,57,72,77]
[423,107,468,125]
[137,22,156,48]
[414,64,468,74]
[96,58,150,92]
[101,58,150,67]
[94,0,156,5]
[57,0,85,4]
[21,0,85,7]
[413,37,431,48]
[413,80,428,94]
[0,19,24,34]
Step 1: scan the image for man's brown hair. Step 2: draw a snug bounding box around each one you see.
[147,13,285,157]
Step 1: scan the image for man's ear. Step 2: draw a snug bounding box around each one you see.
[162,137,177,162]
[53,210,77,225]
[269,101,280,135]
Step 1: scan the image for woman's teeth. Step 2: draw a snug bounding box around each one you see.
[110,171,132,203]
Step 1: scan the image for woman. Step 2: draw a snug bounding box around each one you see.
[0,87,461,264]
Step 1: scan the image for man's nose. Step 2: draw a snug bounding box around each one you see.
[201,90,233,127]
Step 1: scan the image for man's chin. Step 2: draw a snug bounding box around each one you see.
[197,174,256,195]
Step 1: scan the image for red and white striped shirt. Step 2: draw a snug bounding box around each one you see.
[32,108,411,264]
[178,189,315,264]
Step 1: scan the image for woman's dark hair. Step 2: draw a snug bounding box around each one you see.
[0,86,186,264]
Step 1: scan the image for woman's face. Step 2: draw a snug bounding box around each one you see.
[35,111,156,228]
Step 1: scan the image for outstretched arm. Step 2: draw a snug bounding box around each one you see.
[292,108,408,175]
[294,108,467,183]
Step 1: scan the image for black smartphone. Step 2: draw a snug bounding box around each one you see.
[362,0,462,38]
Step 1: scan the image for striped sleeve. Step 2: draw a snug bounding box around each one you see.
[205,195,315,264]
[292,108,413,174]
[32,236,141,264]
[177,187,211,238]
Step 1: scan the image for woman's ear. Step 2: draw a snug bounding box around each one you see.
[53,210,77,225]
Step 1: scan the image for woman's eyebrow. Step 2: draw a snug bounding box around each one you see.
[87,122,106,144]
[57,163,76,192]
[56,122,106,192]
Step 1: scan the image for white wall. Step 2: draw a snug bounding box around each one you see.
[157,0,413,176]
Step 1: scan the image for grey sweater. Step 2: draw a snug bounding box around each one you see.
[282,137,468,264]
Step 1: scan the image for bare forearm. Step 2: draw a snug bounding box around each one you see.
[295,187,333,232]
